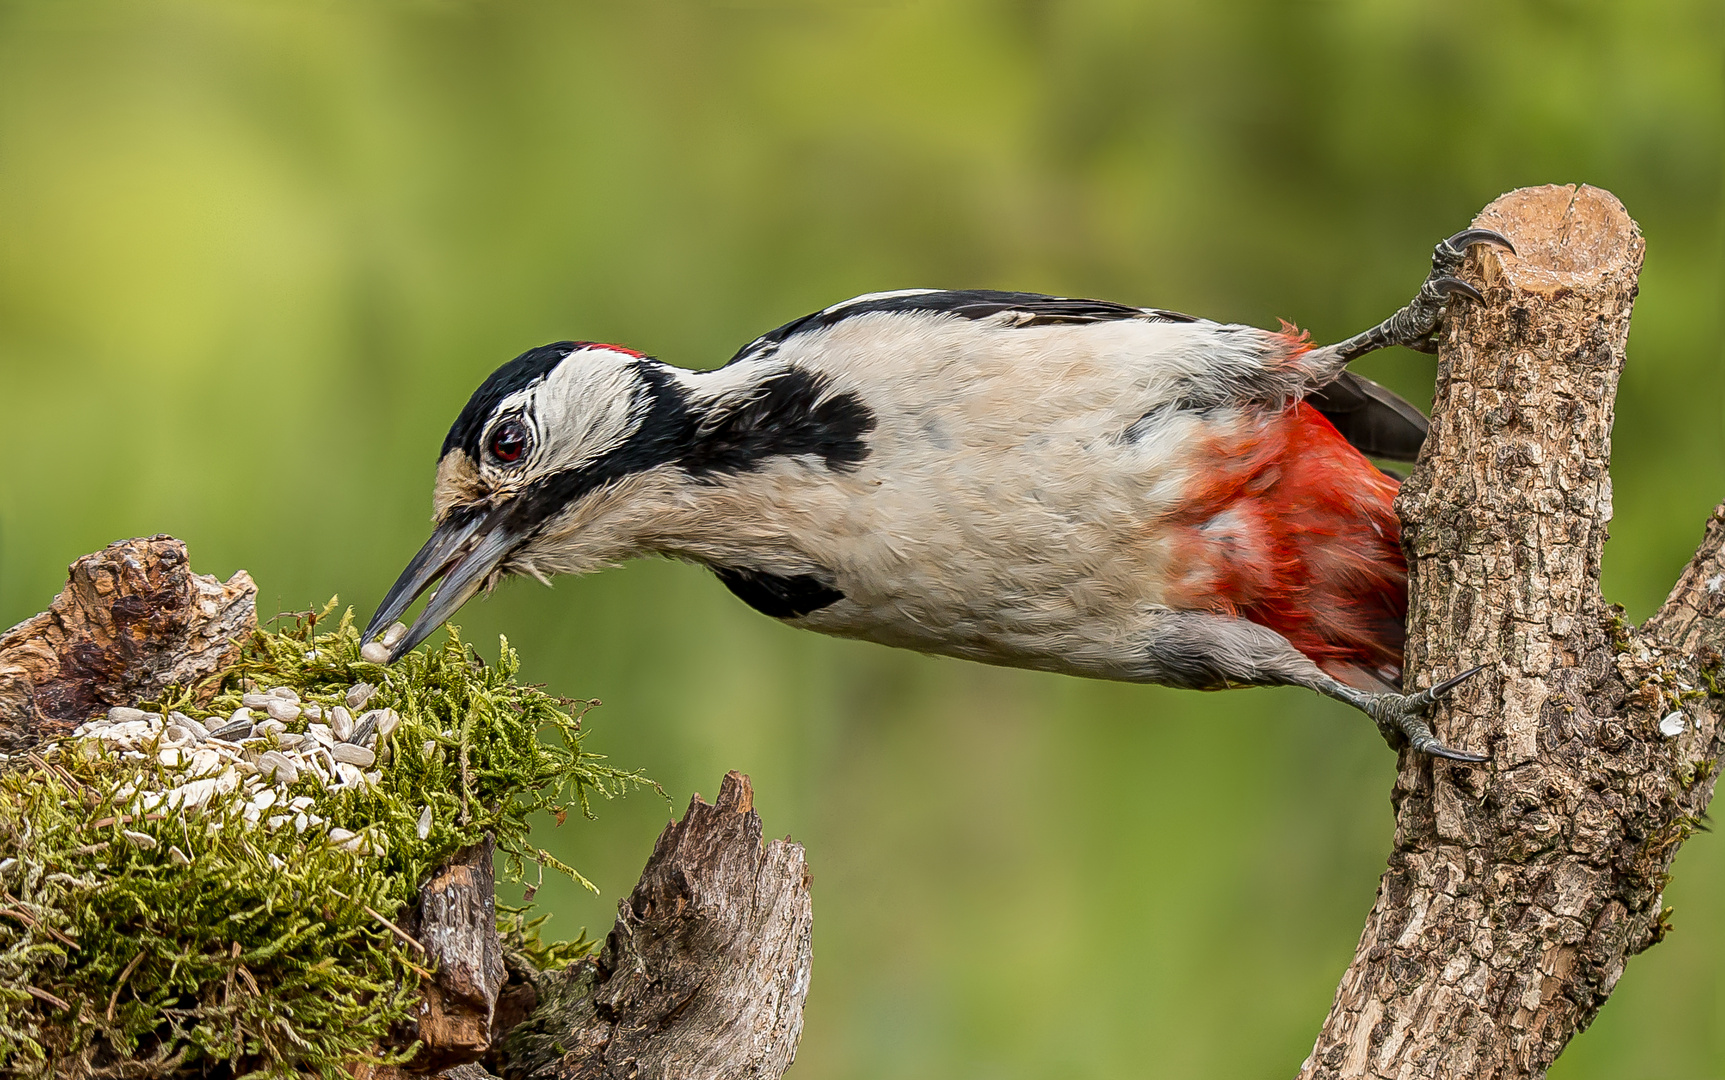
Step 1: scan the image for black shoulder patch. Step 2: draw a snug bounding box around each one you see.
[683,369,875,477]
[442,342,580,461]
[713,565,845,619]
[727,289,1196,365]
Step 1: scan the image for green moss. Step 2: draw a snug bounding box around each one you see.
[0,604,648,1079]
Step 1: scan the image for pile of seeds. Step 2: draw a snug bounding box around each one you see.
[0,607,647,1080]
[72,675,405,858]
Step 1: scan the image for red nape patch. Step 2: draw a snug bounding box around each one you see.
[592,343,646,359]
[1162,402,1406,689]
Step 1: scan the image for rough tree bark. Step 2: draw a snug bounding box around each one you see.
[0,535,256,752]
[1300,185,1725,1078]
[0,539,814,1080]
[495,772,814,1080]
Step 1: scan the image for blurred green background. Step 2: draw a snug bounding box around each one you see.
[1,1,1720,1075]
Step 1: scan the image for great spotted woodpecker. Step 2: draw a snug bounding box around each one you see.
[366,229,1513,760]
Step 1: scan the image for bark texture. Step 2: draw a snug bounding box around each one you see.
[498,771,814,1080]
[0,535,256,753]
[407,840,511,1071]
[1301,185,1725,1077]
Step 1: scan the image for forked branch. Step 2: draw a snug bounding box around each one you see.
[1301,185,1724,1078]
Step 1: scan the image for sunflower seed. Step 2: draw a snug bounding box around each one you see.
[168,846,191,867]
[168,712,207,739]
[121,830,157,850]
[255,718,287,738]
[327,827,356,845]
[381,622,409,648]
[208,719,252,742]
[301,703,324,720]
[269,686,300,703]
[330,743,375,767]
[107,706,147,724]
[360,642,390,664]
[345,683,377,710]
[264,699,301,722]
[241,693,274,709]
[307,724,335,748]
[335,762,365,788]
[276,732,305,749]
[257,751,299,784]
[329,706,354,742]
[416,805,432,840]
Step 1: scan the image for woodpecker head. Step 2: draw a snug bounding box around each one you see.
[364,340,689,660]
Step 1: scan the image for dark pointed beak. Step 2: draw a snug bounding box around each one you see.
[363,508,521,662]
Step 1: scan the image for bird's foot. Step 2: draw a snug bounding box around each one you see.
[1330,229,1516,363]
[1366,665,1489,762]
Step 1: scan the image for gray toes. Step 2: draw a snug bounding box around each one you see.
[1370,674,1489,762]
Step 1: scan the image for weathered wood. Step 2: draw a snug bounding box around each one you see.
[0,535,256,752]
[498,772,813,1080]
[1300,185,1725,1077]
[406,839,511,1071]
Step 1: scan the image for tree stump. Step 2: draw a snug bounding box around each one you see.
[1301,185,1725,1077]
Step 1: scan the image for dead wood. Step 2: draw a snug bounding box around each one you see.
[495,771,814,1080]
[0,535,256,752]
[1300,184,1724,1078]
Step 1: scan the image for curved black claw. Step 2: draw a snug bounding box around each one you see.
[1428,664,1488,699]
[1414,737,1490,764]
[1440,227,1517,260]
[1369,665,1490,762]
[1431,276,1485,305]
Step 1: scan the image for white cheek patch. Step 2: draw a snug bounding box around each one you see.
[491,350,649,479]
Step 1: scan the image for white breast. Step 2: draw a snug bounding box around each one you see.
[657,310,1286,678]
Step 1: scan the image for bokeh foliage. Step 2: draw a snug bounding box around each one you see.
[0,1,1719,1076]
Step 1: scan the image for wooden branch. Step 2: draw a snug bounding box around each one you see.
[0,535,256,752]
[1298,185,1725,1077]
[496,772,813,1080]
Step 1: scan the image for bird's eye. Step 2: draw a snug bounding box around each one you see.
[490,420,529,464]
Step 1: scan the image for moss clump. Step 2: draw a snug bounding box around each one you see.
[0,604,646,1079]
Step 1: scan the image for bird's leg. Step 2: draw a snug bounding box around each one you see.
[1308,229,1516,370]
[1141,612,1488,761]
[1314,666,1489,762]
